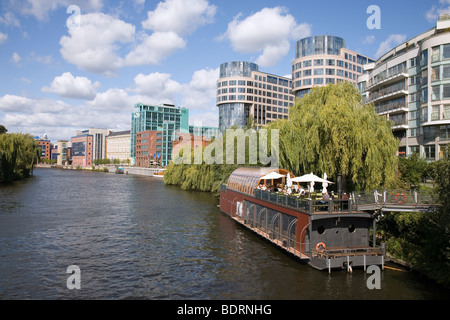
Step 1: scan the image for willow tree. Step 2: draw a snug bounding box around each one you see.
[268,82,399,191]
[0,133,40,183]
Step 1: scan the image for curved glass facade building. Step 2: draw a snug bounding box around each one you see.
[296,35,345,58]
[292,36,374,99]
[220,61,259,78]
[217,61,294,131]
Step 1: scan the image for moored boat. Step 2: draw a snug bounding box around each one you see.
[219,167,385,272]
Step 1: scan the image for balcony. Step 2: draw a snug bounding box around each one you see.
[366,71,409,92]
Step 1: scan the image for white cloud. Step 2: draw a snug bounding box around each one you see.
[221,7,311,67]
[142,0,216,36]
[133,72,182,104]
[375,34,407,58]
[19,0,103,21]
[0,94,68,114]
[10,52,22,65]
[125,31,186,66]
[181,68,218,112]
[0,32,7,44]
[0,11,21,27]
[426,0,450,23]
[363,35,375,45]
[42,72,101,100]
[59,12,135,77]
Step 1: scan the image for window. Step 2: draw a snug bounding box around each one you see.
[432,66,440,81]
[314,59,323,66]
[410,146,420,155]
[443,44,450,60]
[424,145,436,160]
[303,69,312,76]
[432,105,440,120]
[444,84,450,99]
[303,60,312,67]
[314,69,324,75]
[432,46,440,62]
[440,125,450,140]
[423,126,436,140]
[444,105,450,119]
[314,78,323,85]
[303,79,311,86]
[444,65,450,79]
[432,86,441,101]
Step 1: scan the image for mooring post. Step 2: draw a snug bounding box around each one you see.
[328,259,331,274]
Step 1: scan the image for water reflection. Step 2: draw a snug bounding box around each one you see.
[0,168,448,300]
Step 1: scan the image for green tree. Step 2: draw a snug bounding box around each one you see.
[0,133,40,183]
[268,82,399,191]
[0,125,7,135]
[398,152,429,186]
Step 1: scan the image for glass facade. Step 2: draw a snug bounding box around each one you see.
[220,61,258,78]
[218,103,250,132]
[296,36,345,58]
[130,103,189,166]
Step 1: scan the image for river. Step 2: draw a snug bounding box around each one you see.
[0,168,448,300]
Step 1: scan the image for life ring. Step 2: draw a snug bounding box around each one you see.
[316,242,326,252]
[395,193,406,204]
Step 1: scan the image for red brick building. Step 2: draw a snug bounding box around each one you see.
[135,130,163,167]
[36,139,51,162]
[71,134,93,167]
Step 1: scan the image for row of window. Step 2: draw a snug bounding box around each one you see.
[409,143,449,160]
[217,95,294,106]
[218,80,292,94]
[294,76,354,88]
[293,60,363,73]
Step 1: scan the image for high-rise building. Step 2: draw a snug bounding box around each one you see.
[216,61,294,131]
[292,35,375,99]
[358,15,450,161]
[131,103,189,166]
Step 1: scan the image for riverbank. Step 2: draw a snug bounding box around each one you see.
[35,163,165,177]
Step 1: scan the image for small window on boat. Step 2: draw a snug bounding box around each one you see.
[348,224,356,233]
[318,226,325,235]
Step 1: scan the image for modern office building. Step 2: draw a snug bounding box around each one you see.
[358,15,450,161]
[71,134,93,167]
[131,103,189,166]
[216,61,295,131]
[292,35,375,99]
[106,130,131,164]
[74,128,110,161]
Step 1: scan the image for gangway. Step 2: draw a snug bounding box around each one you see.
[352,189,442,213]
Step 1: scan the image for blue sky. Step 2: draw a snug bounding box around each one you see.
[0,0,447,142]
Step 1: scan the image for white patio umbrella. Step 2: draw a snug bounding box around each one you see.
[260,171,285,186]
[260,171,285,180]
[286,173,292,188]
[322,173,329,193]
[290,173,333,184]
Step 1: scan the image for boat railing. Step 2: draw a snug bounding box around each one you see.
[254,189,353,214]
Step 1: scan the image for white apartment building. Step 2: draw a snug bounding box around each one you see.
[359,15,450,161]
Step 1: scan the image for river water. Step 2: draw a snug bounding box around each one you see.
[0,168,448,300]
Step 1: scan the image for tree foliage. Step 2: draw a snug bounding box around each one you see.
[0,133,41,183]
[268,82,399,191]
[0,125,7,135]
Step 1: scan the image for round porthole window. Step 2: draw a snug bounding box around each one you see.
[348,224,356,233]
[318,226,325,235]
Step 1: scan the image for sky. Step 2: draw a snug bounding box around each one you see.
[0,0,448,142]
